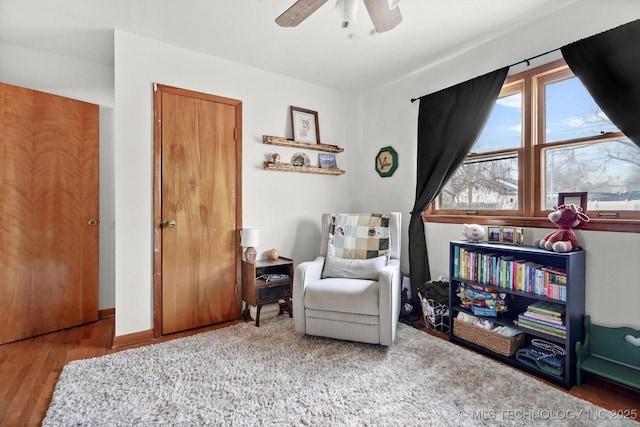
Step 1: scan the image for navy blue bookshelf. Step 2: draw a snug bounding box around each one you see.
[449,241,585,389]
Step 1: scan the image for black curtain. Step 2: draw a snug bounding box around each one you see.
[561,19,640,148]
[409,67,508,295]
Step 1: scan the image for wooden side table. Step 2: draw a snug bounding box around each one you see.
[241,257,294,326]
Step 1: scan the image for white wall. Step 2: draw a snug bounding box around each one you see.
[113,31,359,336]
[358,2,640,328]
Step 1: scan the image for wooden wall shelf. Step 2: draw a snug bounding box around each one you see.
[263,161,345,175]
[263,135,344,153]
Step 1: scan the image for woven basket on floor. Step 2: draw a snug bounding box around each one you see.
[453,318,525,357]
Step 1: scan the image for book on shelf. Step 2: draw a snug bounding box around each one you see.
[545,283,567,302]
[518,314,566,330]
[515,318,567,338]
[517,317,567,334]
[523,310,564,325]
[544,267,567,285]
[452,246,569,302]
[454,245,460,278]
[527,300,565,317]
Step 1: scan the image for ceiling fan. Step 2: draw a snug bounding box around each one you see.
[276,0,402,33]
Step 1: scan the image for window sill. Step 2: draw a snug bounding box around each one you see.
[422,214,640,233]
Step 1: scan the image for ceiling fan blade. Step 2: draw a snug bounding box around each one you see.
[275,0,330,27]
[363,0,402,33]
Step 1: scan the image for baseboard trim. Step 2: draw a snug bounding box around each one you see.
[111,329,154,349]
[99,308,115,319]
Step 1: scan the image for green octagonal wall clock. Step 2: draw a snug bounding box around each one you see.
[375,146,398,177]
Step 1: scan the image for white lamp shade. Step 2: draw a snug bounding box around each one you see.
[240,228,259,247]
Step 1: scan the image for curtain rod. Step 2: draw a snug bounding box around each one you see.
[409,47,561,103]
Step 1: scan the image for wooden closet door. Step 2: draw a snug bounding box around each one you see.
[0,83,99,344]
[154,85,242,335]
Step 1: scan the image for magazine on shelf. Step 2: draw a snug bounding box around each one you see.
[256,273,289,282]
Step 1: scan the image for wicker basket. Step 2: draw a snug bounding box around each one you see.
[453,318,526,357]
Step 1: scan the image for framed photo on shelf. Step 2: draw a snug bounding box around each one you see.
[290,106,320,145]
[501,227,515,245]
[514,227,524,246]
[318,153,337,169]
[558,192,587,210]
[487,226,502,243]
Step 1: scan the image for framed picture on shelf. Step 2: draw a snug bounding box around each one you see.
[514,227,524,246]
[290,106,320,145]
[318,153,337,169]
[487,226,502,243]
[558,192,587,210]
[501,227,515,245]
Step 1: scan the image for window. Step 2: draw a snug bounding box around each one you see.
[426,59,640,231]
[436,82,522,212]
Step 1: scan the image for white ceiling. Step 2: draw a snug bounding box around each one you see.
[0,0,631,94]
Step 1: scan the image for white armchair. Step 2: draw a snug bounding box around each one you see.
[293,212,402,346]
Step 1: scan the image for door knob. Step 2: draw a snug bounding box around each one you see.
[163,219,176,228]
[87,219,99,226]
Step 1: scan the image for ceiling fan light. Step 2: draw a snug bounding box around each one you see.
[387,0,400,9]
[343,0,358,24]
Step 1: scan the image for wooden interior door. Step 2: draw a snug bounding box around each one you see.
[154,85,242,335]
[0,82,99,345]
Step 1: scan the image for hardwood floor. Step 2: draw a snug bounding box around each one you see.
[0,315,637,426]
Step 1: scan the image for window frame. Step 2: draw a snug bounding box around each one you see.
[424,59,640,233]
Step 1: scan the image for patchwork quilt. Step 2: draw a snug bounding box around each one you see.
[327,213,390,259]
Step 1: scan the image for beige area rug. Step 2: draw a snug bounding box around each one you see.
[44,316,637,426]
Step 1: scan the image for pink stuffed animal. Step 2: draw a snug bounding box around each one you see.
[535,204,590,252]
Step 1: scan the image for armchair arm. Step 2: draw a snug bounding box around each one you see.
[293,256,325,333]
[378,259,401,346]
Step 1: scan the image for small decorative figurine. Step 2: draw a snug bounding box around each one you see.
[462,224,485,242]
[534,204,590,252]
[267,248,279,260]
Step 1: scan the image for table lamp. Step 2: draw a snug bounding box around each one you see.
[241,228,259,263]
